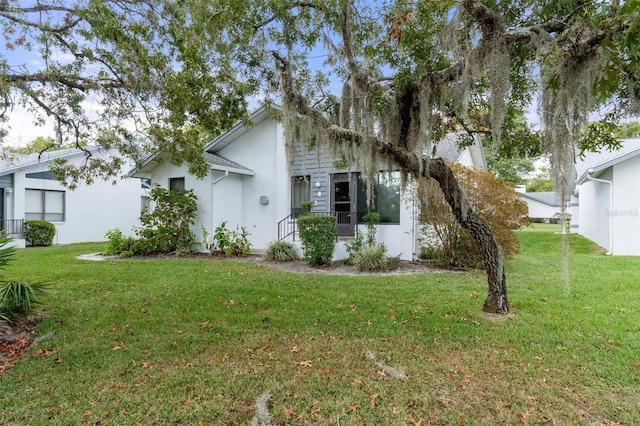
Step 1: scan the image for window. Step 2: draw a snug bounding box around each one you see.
[26,171,57,180]
[356,171,401,224]
[169,177,185,192]
[25,189,65,222]
[291,175,311,215]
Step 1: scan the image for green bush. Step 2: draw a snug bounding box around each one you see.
[298,215,336,266]
[203,222,252,256]
[135,185,198,254]
[344,231,365,264]
[351,244,400,272]
[24,220,56,246]
[352,245,387,271]
[265,240,299,262]
[0,281,48,322]
[104,228,126,255]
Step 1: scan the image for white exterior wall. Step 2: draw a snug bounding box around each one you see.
[578,168,612,252]
[13,156,144,245]
[611,157,640,255]
[524,198,559,219]
[214,119,289,251]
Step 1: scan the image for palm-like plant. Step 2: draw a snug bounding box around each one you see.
[0,233,48,322]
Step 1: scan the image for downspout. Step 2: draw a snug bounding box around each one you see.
[585,169,613,255]
[210,170,229,236]
[213,170,229,185]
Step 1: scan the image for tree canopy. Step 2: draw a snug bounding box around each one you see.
[1,0,251,181]
[3,0,640,313]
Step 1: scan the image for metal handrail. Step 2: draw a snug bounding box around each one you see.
[278,211,360,241]
[1,219,24,237]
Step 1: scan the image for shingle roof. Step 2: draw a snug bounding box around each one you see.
[0,147,97,176]
[520,191,560,206]
[433,133,465,162]
[575,138,640,184]
[203,152,254,175]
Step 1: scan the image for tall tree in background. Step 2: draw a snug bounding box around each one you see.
[3,1,640,313]
[0,1,251,182]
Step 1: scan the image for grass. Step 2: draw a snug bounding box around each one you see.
[1,225,639,425]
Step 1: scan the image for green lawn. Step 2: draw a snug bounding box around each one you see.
[1,225,639,425]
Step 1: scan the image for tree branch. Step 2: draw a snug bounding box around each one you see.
[253,1,320,31]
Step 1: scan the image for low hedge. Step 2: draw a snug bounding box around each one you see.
[298,215,336,266]
[24,220,56,246]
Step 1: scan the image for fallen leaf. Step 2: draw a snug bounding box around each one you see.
[32,349,55,358]
[284,406,294,419]
[349,404,358,412]
[296,360,313,368]
[370,393,379,410]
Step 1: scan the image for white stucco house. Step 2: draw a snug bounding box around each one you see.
[519,191,579,232]
[0,147,145,248]
[131,105,487,260]
[575,138,640,255]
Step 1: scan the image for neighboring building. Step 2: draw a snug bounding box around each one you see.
[0,147,145,247]
[519,191,579,232]
[131,105,487,260]
[575,138,640,255]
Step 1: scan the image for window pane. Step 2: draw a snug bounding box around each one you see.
[26,189,43,213]
[25,213,42,221]
[291,176,310,210]
[356,174,375,222]
[169,177,185,192]
[45,191,64,214]
[45,213,64,222]
[377,172,401,224]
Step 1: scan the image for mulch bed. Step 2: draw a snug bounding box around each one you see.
[0,314,43,376]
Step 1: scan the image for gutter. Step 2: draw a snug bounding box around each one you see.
[585,169,613,255]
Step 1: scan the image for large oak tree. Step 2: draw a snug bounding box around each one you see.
[3,0,640,313]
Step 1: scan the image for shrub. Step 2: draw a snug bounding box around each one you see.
[352,245,387,271]
[265,240,299,262]
[351,244,401,272]
[24,220,56,246]
[136,184,198,254]
[344,231,366,264]
[104,228,126,255]
[419,163,530,268]
[362,212,380,247]
[203,222,252,256]
[0,281,48,322]
[298,215,336,266]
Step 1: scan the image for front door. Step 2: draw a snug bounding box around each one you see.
[331,173,356,237]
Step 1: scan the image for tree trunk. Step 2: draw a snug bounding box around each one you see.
[426,158,510,314]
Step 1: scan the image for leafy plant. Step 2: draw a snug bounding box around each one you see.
[24,221,56,246]
[0,233,16,270]
[205,222,252,256]
[344,231,365,264]
[419,163,530,268]
[362,212,380,248]
[103,228,126,255]
[265,240,299,262]
[298,215,336,266]
[135,184,198,254]
[352,245,387,271]
[351,244,400,272]
[0,281,48,322]
[299,201,314,214]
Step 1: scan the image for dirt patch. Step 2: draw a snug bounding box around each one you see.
[78,252,455,276]
[0,314,43,376]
